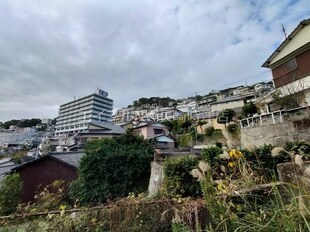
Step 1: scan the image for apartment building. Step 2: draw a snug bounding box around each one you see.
[55,89,113,135]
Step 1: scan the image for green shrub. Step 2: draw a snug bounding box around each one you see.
[163,156,201,197]
[201,146,222,167]
[0,173,22,215]
[17,180,69,213]
[215,142,223,148]
[285,141,310,156]
[204,127,214,137]
[178,133,192,147]
[242,102,257,117]
[226,123,239,135]
[69,133,154,204]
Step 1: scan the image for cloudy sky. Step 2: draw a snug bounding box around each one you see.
[0,0,309,121]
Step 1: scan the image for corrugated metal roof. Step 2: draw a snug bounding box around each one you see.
[153,135,174,143]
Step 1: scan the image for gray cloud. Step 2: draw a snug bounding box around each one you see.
[0,0,309,121]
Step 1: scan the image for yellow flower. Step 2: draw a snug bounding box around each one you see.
[228,161,235,168]
[229,149,243,159]
[216,180,227,192]
[59,205,66,211]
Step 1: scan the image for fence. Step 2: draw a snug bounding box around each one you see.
[240,110,284,128]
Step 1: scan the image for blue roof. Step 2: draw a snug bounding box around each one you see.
[155,135,174,143]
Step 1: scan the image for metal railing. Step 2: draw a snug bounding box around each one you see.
[240,110,284,128]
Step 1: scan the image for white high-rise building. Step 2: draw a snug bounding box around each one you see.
[55,89,113,135]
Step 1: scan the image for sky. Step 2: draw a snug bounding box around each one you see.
[0,0,309,122]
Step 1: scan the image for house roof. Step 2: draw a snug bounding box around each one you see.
[0,158,14,166]
[0,164,18,182]
[211,93,255,105]
[11,152,85,171]
[154,135,174,143]
[50,152,84,168]
[133,121,167,130]
[262,18,310,68]
[116,121,135,127]
[82,121,125,134]
[148,134,174,143]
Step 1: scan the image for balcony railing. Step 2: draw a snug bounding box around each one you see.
[240,110,284,128]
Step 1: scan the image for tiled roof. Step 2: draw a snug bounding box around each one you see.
[50,152,84,168]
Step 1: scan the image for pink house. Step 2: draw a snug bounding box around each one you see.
[132,122,175,149]
[132,122,168,138]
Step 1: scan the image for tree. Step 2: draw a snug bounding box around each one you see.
[161,120,174,131]
[69,133,154,204]
[217,109,236,127]
[181,120,192,131]
[0,173,23,215]
[197,120,206,133]
[272,89,305,110]
[242,102,258,117]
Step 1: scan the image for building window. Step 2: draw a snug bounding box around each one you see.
[154,129,164,135]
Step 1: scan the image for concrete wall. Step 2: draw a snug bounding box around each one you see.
[148,162,164,195]
[241,107,310,148]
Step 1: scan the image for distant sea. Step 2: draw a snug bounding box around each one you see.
[0,131,40,146]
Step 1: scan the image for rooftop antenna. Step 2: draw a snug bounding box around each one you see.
[281,23,287,39]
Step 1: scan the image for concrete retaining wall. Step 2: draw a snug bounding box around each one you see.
[241,107,310,148]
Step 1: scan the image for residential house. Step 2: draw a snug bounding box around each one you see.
[147,107,184,121]
[262,18,310,109]
[232,86,252,96]
[11,152,84,203]
[131,122,175,149]
[210,93,256,113]
[75,121,124,144]
[149,134,175,149]
[132,122,168,138]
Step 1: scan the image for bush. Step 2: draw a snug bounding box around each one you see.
[17,180,69,213]
[226,124,239,135]
[204,127,214,137]
[201,146,222,167]
[69,133,154,204]
[215,142,223,148]
[163,156,201,197]
[178,133,192,147]
[285,141,310,156]
[242,102,257,117]
[0,173,22,215]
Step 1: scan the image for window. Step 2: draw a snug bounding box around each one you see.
[154,129,164,135]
